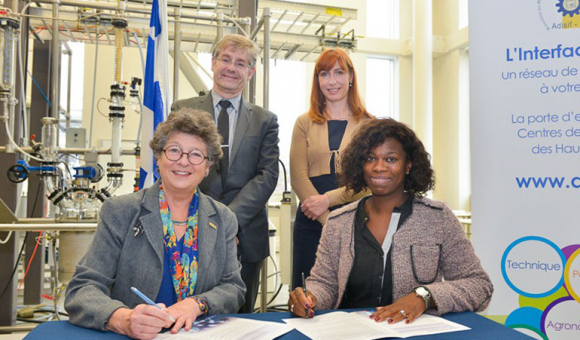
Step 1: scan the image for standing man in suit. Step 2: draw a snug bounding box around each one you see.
[172,34,279,313]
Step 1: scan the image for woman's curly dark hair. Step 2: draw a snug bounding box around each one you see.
[339,118,434,196]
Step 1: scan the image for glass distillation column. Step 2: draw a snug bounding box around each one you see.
[0,8,19,148]
[100,15,128,198]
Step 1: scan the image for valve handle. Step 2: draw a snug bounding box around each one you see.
[7,164,29,183]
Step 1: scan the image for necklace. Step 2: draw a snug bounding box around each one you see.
[329,112,352,120]
[172,219,188,225]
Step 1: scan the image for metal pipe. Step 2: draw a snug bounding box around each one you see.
[300,45,318,61]
[286,12,303,33]
[173,7,181,98]
[2,100,13,152]
[62,21,75,42]
[50,0,60,120]
[271,42,286,59]
[271,9,287,32]
[16,218,59,223]
[88,24,99,148]
[36,0,214,12]
[0,325,37,333]
[64,47,72,130]
[250,16,264,41]
[0,146,139,155]
[32,0,250,25]
[216,11,223,41]
[260,8,271,313]
[301,13,319,34]
[263,8,271,110]
[260,260,267,313]
[7,94,16,153]
[18,15,28,150]
[242,20,251,100]
[1,10,20,152]
[0,223,97,231]
[102,176,122,195]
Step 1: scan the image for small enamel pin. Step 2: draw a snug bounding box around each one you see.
[132,223,144,237]
[209,222,218,230]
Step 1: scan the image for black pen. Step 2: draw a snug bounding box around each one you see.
[302,272,308,318]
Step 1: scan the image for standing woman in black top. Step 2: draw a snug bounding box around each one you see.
[289,48,373,289]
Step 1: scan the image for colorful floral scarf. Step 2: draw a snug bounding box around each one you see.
[159,185,199,301]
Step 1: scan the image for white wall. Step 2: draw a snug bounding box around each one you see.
[432,0,470,210]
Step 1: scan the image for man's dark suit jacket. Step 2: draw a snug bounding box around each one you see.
[172,93,279,263]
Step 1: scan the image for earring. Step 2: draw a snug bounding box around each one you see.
[349,82,353,88]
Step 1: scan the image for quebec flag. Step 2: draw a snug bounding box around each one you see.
[140,0,172,189]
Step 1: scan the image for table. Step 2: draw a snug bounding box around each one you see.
[24,311,532,339]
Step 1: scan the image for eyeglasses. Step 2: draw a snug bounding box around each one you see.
[216,56,251,70]
[163,146,208,165]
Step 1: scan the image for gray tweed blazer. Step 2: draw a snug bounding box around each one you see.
[306,196,493,315]
[64,181,245,331]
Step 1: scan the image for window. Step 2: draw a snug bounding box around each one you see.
[60,42,85,128]
[365,56,396,119]
[366,0,399,39]
[458,49,470,208]
[459,0,468,29]
[268,59,308,193]
[59,42,85,153]
[194,52,213,91]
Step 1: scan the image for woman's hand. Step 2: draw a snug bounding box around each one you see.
[288,287,318,318]
[301,195,330,220]
[106,304,173,340]
[369,293,427,324]
[165,297,202,334]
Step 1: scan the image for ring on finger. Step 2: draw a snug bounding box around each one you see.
[399,310,407,318]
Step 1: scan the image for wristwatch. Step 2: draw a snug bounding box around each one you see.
[414,286,432,311]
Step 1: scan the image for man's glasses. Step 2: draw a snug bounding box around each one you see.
[216,56,251,71]
[163,146,208,165]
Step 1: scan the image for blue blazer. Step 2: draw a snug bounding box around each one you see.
[64,181,245,331]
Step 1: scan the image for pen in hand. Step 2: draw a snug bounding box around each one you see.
[130,286,176,322]
[302,272,309,318]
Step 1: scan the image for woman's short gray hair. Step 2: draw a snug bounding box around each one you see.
[149,108,223,164]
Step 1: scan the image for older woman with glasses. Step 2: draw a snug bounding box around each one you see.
[65,108,245,340]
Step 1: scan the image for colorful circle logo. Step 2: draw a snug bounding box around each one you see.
[564,247,580,303]
[502,236,566,298]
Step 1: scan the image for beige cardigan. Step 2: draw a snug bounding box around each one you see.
[289,113,372,224]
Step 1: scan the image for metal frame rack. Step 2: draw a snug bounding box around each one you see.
[0,0,359,331]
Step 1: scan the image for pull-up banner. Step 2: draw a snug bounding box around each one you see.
[469,1,580,339]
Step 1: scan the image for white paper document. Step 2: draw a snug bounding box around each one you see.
[153,316,292,340]
[282,311,470,340]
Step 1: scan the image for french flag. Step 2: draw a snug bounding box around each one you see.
[140,0,172,189]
